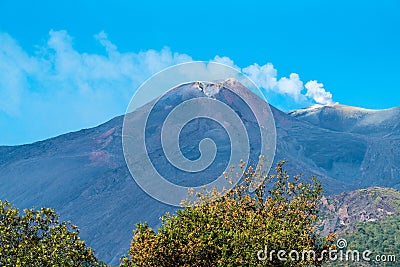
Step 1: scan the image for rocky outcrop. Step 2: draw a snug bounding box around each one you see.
[319,187,400,235]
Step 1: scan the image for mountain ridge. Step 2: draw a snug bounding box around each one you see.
[319,186,400,235]
[288,103,400,136]
[0,82,399,264]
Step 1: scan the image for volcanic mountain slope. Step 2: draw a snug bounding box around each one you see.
[319,187,400,235]
[0,80,399,264]
[287,104,400,190]
[0,116,163,264]
[320,187,400,267]
[289,104,400,137]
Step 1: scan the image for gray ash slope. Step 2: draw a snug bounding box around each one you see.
[0,82,399,264]
[288,104,400,189]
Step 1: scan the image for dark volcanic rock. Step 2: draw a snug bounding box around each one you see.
[0,81,399,264]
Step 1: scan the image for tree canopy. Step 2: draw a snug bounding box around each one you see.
[121,161,336,267]
[0,200,103,267]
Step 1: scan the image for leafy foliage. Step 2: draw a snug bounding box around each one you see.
[338,215,400,267]
[121,161,336,266]
[343,212,400,259]
[0,200,103,267]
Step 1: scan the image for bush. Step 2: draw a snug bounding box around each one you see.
[0,200,103,267]
[121,161,336,266]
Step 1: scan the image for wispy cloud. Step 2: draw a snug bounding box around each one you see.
[0,30,334,144]
[0,32,38,115]
[241,63,278,90]
[216,58,333,106]
[305,80,334,105]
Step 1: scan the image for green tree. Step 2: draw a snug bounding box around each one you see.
[338,215,400,267]
[121,161,336,267]
[0,200,104,267]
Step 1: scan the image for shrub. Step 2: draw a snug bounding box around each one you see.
[121,161,336,266]
[0,200,103,267]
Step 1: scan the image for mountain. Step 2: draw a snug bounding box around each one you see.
[289,104,400,137]
[319,187,400,267]
[0,115,167,264]
[285,104,400,190]
[0,80,399,264]
[319,187,400,235]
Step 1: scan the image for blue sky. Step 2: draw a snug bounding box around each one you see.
[0,0,399,145]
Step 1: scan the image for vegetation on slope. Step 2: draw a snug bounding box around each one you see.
[0,200,104,267]
[340,215,400,266]
[2,164,398,267]
[322,187,400,267]
[120,161,336,267]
